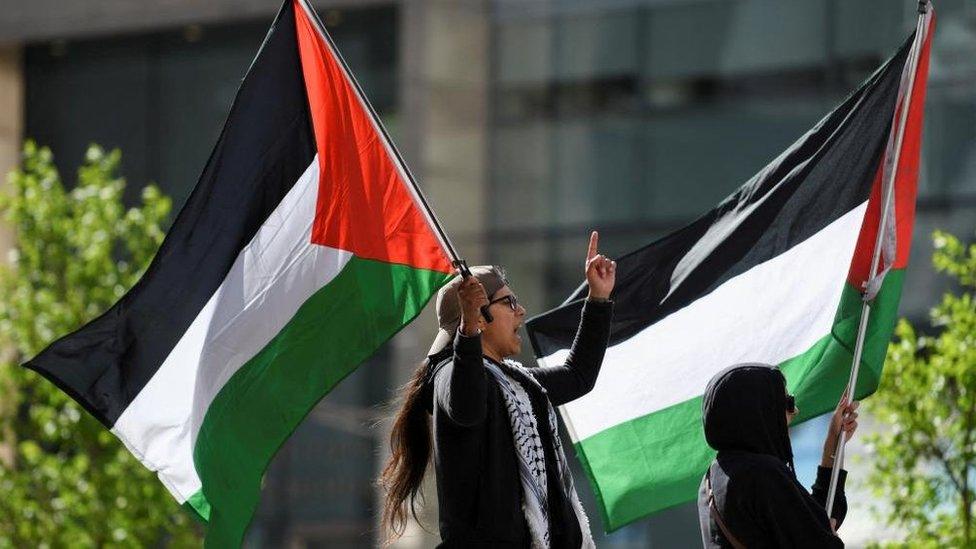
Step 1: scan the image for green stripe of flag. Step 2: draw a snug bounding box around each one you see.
[576,269,905,531]
[189,256,450,546]
[183,491,212,523]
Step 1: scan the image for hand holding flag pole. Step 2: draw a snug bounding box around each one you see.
[824,0,932,518]
[453,259,493,323]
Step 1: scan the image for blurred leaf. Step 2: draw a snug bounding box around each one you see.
[865,230,976,548]
[0,141,200,547]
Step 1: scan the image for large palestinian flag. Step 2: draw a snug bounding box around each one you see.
[526,9,934,532]
[24,0,454,545]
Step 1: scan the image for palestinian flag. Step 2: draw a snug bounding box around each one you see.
[24,0,454,545]
[526,9,934,532]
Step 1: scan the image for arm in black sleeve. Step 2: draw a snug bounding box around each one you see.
[433,330,488,427]
[748,467,844,548]
[530,299,613,406]
[811,466,848,527]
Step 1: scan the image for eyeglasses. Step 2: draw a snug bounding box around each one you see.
[488,294,520,312]
[785,394,797,414]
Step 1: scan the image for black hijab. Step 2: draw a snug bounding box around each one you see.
[702,363,795,474]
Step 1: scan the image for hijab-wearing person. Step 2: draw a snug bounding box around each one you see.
[698,364,859,548]
[380,232,616,548]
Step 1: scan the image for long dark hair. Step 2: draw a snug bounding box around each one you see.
[378,357,436,544]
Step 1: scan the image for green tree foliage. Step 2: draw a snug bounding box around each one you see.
[865,230,976,548]
[0,142,200,547]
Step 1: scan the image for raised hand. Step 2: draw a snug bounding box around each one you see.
[585,231,616,300]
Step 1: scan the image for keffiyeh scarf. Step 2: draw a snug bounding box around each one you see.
[483,358,595,549]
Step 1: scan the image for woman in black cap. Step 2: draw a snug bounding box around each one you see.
[698,364,859,548]
[379,232,616,548]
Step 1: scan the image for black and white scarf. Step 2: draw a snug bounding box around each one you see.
[483,358,595,549]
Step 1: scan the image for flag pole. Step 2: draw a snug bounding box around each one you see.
[294,0,466,268]
[825,0,930,517]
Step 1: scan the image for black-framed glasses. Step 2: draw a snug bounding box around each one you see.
[785,394,797,414]
[488,294,520,312]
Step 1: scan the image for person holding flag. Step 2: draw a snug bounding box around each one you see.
[380,232,616,548]
[698,364,860,548]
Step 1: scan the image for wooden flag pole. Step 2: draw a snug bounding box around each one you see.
[825,0,931,517]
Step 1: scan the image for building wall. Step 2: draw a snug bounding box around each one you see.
[0,46,21,260]
[0,0,388,42]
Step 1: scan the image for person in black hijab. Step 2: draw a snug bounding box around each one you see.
[698,363,859,548]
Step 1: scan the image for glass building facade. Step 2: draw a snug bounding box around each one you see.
[488,0,976,317]
[11,0,976,546]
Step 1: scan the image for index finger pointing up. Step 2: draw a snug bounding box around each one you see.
[587,231,599,261]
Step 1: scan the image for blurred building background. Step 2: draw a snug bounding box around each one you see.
[0,0,974,547]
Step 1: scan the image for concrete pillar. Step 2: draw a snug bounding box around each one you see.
[419,0,491,260]
[0,44,22,469]
[380,1,491,547]
[0,46,22,257]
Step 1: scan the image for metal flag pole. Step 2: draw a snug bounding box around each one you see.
[825,0,931,517]
[294,0,491,322]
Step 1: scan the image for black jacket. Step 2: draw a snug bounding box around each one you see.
[424,300,612,548]
[697,364,847,548]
